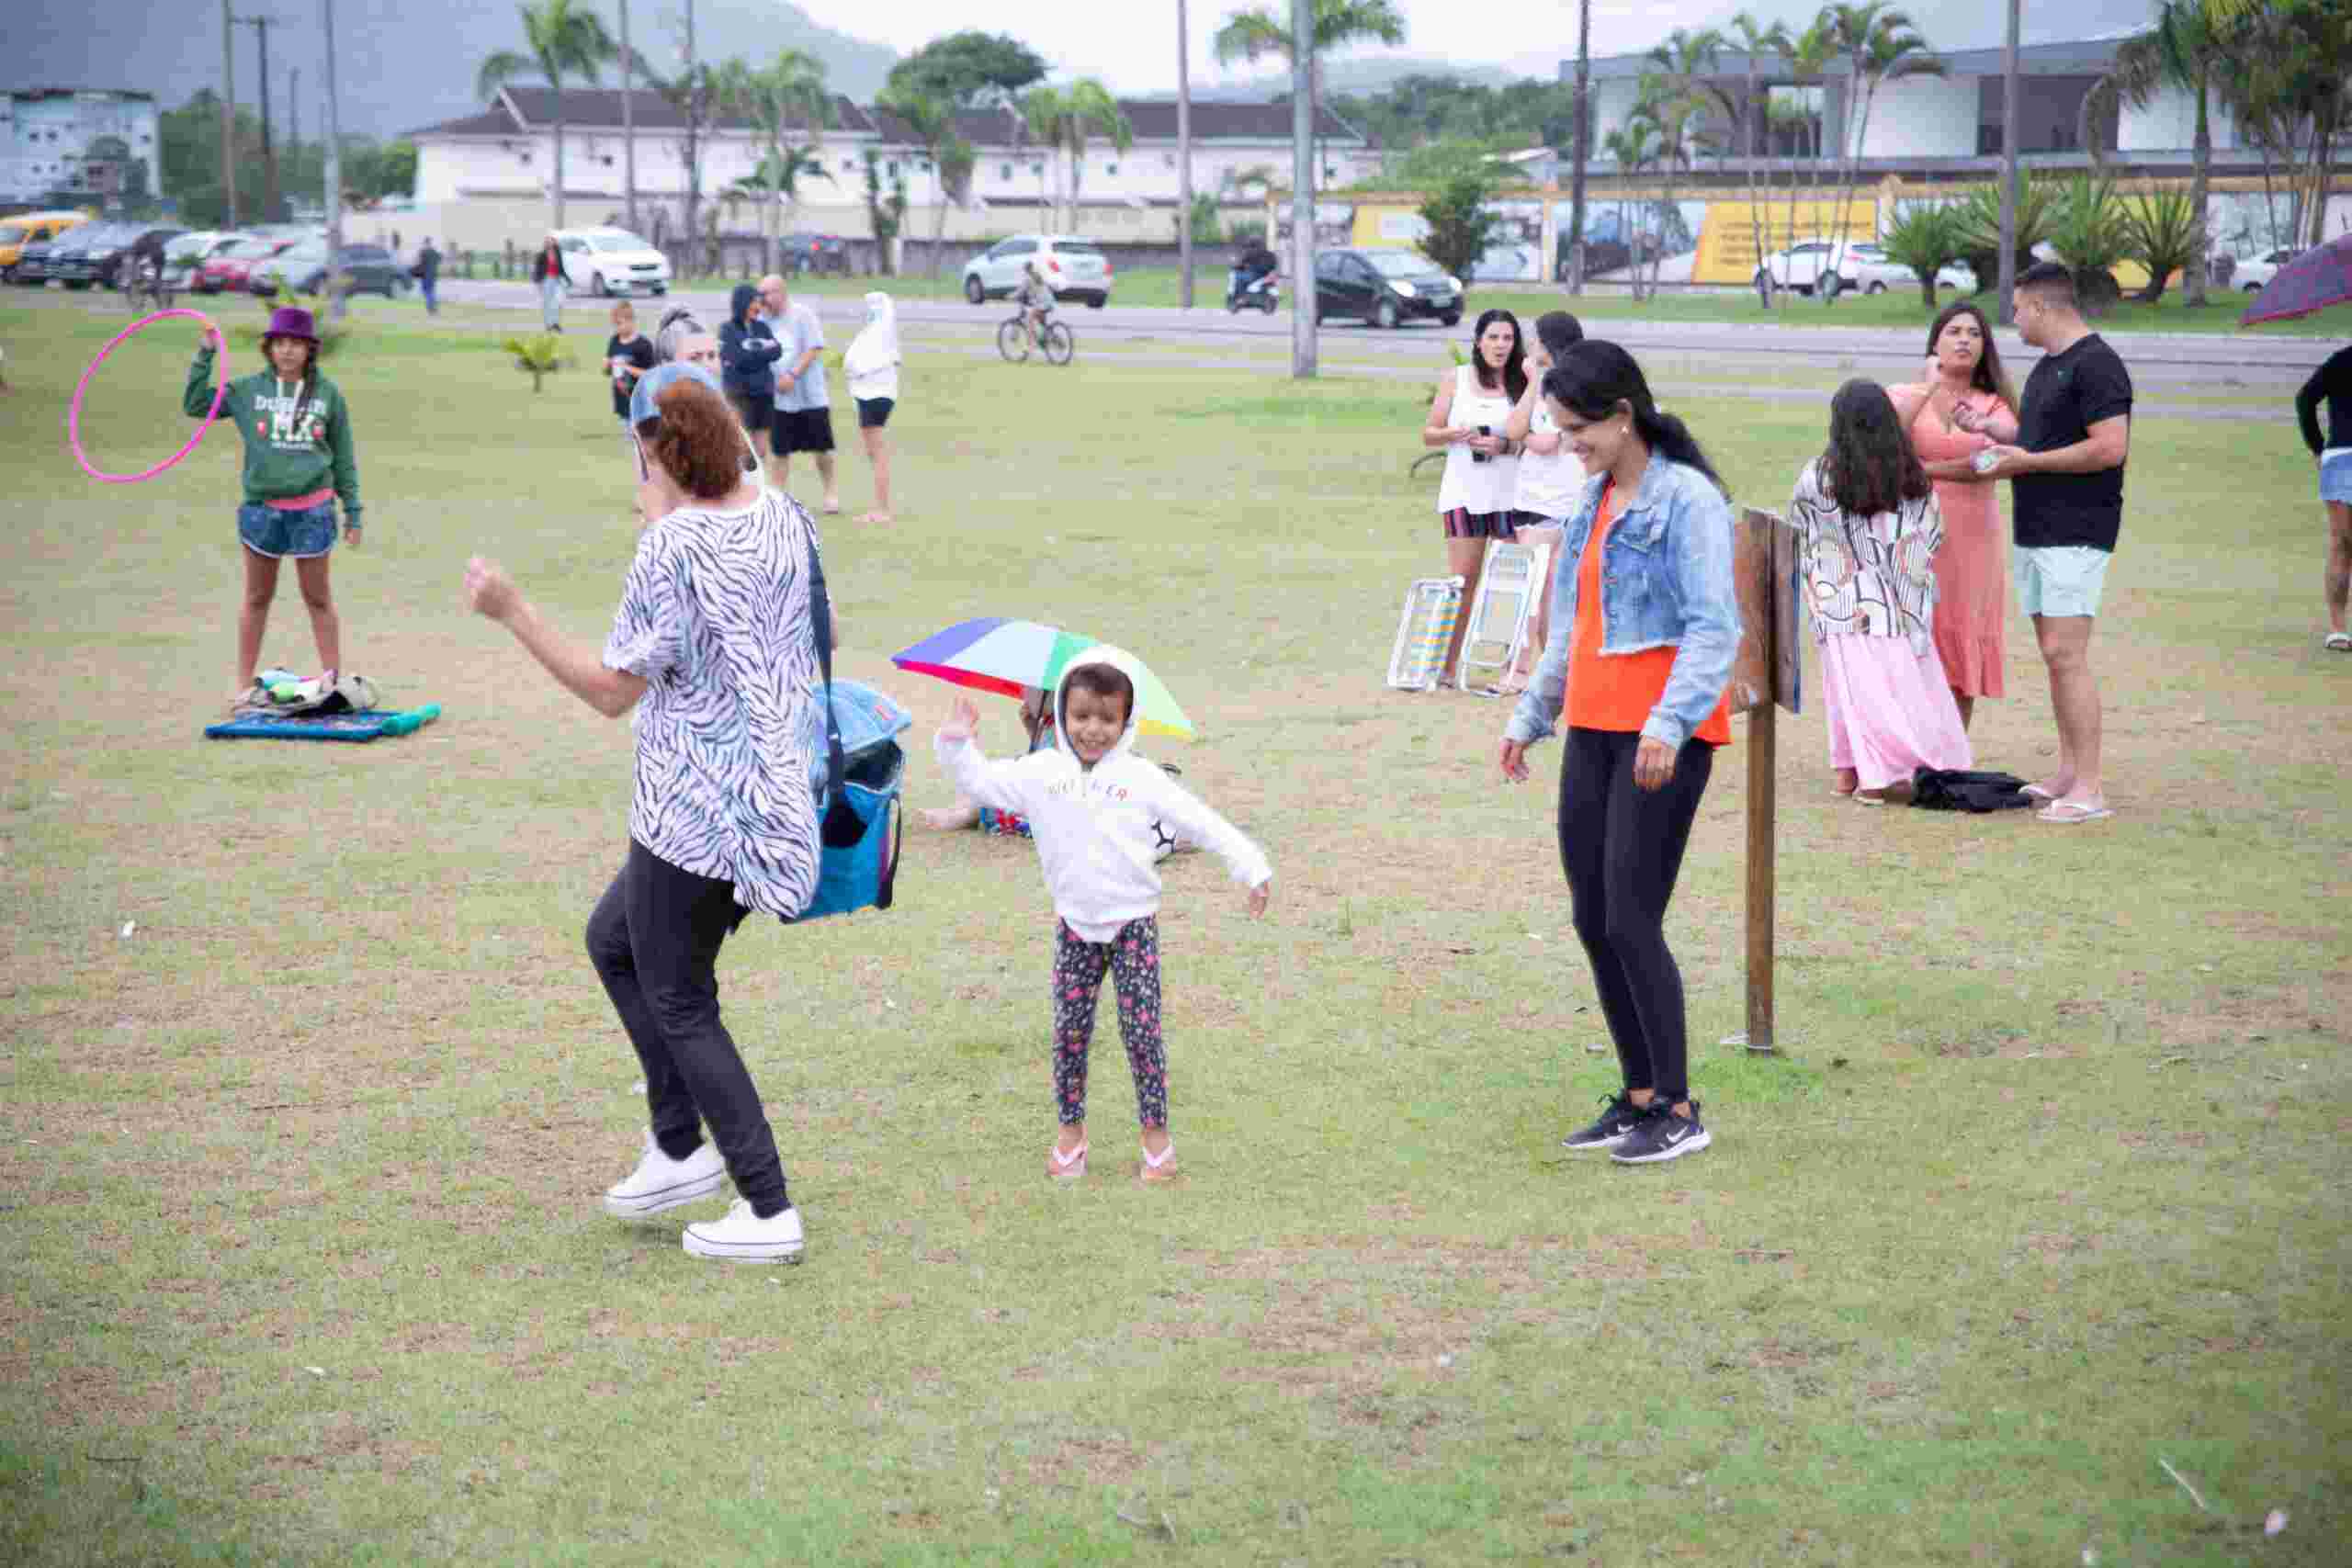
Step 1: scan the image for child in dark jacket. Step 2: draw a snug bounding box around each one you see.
[184,305,364,708]
[718,281,782,457]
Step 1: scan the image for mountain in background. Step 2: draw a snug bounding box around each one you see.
[3,0,897,141]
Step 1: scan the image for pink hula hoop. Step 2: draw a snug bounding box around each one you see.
[69,308,230,484]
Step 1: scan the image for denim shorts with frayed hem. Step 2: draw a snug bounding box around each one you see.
[2013,543,2110,619]
[237,501,337,559]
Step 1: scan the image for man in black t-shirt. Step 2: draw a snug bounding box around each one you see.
[1975,262,2132,824]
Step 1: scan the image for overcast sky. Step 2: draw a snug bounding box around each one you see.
[787,0,2158,91]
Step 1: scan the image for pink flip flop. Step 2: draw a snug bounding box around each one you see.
[1048,1141,1087,1180]
[2036,801,2114,825]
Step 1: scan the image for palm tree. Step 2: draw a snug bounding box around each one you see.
[1017,85,1069,227]
[1059,80,1134,228]
[1639,28,1733,299]
[717,51,831,275]
[474,0,618,231]
[1211,0,1407,199]
[1824,3,1942,276]
[880,86,973,278]
[1781,15,1839,282]
[1728,12,1793,309]
[2106,2,2222,306]
[1601,118,1661,301]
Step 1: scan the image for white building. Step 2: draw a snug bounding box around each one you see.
[1566,31,2287,175]
[404,87,1372,251]
[2,89,161,209]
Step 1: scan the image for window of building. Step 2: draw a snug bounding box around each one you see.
[1105,161,1118,175]
[1001,162,1012,180]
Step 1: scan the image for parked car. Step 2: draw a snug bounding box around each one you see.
[196,233,304,294]
[1313,247,1463,329]
[158,231,246,290]
[11,232,73,286]
[1756,238,1973,298]
[961,234,1114,308]
[252,241,410,299]
[552,226,672,296]
[781,231,853,276]
[0,209,92,282]
[53,223,182,289]
[2231,246,2301,292]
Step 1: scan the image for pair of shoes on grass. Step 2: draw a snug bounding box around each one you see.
[602,1134,803,1263]
[1560,1093,1712,1164]
[1046,1137,1178,1183]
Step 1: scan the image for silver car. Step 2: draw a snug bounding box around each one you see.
[962,234,1114,309]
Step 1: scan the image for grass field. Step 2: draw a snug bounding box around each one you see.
[2,290,2346,1566]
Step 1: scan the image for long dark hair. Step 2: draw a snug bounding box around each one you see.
[1542,339,1726,494]
[1925,300,2018,412]
[1469,309,1528,400]
[1820,378,1931,519]
[1533,310,1583,361]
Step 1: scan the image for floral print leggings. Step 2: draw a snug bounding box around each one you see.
[1051,916,1167,1128]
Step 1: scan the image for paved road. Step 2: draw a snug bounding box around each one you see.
[434,277,2327,403]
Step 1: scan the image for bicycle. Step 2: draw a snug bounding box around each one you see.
[997,312,1074,367]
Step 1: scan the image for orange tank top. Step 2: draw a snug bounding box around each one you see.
[1566,480,1733,745]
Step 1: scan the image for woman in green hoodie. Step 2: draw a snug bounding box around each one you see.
[184,306,364,708]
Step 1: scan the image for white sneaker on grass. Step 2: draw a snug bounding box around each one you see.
[684,1200,805,1264]
[602,1134,727,1218]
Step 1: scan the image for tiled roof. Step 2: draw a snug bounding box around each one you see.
[410,89,1361,146]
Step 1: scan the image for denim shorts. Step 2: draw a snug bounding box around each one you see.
[2320,448,2352,504]
[2013,544,2110,619]
[238,501,338,559]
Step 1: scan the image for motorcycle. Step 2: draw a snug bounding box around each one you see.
[1226,268,1280,314]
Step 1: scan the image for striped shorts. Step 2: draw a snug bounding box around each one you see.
[1442,507,1525,541]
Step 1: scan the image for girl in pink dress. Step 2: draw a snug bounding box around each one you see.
[1889,302,2019,731]
[1790,381,1973,802]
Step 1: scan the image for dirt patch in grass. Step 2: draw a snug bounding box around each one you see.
[1023,1435,1147,1488]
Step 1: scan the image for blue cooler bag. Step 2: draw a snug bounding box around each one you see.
[786,533,905,923]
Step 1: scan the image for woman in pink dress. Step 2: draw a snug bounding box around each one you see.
[1889,302,2018,731]
[1790,380,1973,802]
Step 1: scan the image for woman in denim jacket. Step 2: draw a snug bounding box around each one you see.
[1498,340,1740,1166]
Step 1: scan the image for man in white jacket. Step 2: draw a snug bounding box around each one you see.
[936,647,1272,1185]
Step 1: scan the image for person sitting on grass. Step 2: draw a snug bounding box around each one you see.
[185,305,365,710]
[936,652,1272,1186]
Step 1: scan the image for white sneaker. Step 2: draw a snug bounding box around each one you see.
[602,1134,727,1218]
[683,1200,806,1264]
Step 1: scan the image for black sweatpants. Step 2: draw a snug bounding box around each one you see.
[1557,727,1716,1105]
[585,840,790,1217]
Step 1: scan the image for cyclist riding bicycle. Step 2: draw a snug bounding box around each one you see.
[1016,261,1056,348]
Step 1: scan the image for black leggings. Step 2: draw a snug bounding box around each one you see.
[586,840,790,1217]
[1557,728,1716,1105]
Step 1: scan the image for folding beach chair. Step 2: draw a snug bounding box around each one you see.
[1386,575,1464,692]
[1455,537,1553,694]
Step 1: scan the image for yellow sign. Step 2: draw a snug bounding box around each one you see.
[1693,198,1879,285]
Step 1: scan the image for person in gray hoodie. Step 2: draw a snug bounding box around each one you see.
[718,281,782,457]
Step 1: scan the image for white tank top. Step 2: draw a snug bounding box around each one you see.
[1438,363,1520,517]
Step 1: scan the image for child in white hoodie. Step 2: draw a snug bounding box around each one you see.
[936,648,1272,1183]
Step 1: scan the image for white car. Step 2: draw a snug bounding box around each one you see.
[1756,238,1973,298]
[2230,246,2301,291]
[962,234,1114,309]
[553,227,671,297]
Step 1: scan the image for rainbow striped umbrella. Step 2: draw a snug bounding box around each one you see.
[889,617,1196,739]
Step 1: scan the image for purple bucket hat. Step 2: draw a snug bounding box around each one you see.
[263,305,319,343]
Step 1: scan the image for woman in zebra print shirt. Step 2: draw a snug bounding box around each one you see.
[463,361,819,1265]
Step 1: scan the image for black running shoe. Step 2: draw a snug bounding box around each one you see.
[1611,1100,1711,1164]
[1561,1092,1647,1152]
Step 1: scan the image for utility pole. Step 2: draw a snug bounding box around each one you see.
[288,65,300,209]
[322,0,345,316]
[1997,0,2019,324]
[237,15,281,222]
[1568,0,1591,294]
[1177,0,1193,310]
[620,0,637,232]
[221,0,239,227]
[1288,0,1314,378]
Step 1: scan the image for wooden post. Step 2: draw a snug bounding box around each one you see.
[1724,506,1799,1055]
